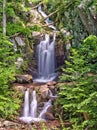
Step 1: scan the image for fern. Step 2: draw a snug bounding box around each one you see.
[57,35,97,129]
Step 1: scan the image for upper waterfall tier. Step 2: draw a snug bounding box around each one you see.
[34,32,57,83]
[38,5,56,30]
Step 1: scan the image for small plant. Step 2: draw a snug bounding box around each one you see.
[41,122,48,130]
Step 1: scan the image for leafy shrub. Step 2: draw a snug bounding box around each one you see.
[0,36,21,119]
[57,35,97,129]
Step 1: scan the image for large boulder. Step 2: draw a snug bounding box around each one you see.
[45,112,55,120]
[13,83,26,93]
[15,37,25,47]
[15,74,33,83]
[39,85,49,99]
[3,120,19,127]
[47,81,57,86]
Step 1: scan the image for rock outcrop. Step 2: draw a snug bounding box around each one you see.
[15,74,33,83]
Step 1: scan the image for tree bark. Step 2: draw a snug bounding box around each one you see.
[3,0,6,36]
[78,0,97,35]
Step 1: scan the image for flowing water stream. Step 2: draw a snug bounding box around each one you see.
[33,4,57,83]
[20,89,54,123]
[38,5,56,30]
[20,4,57,123]
[34,31,57,83]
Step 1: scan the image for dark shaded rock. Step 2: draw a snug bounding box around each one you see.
[15,74,33,83]
[64,121,72,127]
[47,81,57,86]
[45,112,55,120]
[47,106,53,113]
[55,38,65,67]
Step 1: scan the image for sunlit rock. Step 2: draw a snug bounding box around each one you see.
[15,37,25,47]
[15,57,23,69]
[39,85,49,99]
[15,74,33,83]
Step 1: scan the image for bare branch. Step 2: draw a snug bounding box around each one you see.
[32,2,43,9]
[10,33,21,38]
[43,9,59,21]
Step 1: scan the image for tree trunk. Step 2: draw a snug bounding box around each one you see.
[83,112,90,120]
[3,0,6,36]
[78,0,97,35]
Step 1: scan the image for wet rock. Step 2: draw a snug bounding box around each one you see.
[39,85,49,99]
[3,120,19,127]
[48,85,56,90]
[47,106,53,113]
[47,81,57,95]
[48,89,58,100]
[45,112,55,120]
[32,31,42,45]
[15,74,33,83]
[55,38,65,67]
[43,105,55,120]
[47,81,57,86]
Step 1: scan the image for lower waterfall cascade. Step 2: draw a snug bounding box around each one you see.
[19,88,57,123]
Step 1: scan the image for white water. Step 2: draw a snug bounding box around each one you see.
[39,100,52,119]
[30,90,37,117]
[23,88,30,117]
[32,4,57,83]
[20,90,53,123]
[49,89,58,99]
[38,5,56,30]
[20,4,57,124]
[34,32,57,83]
[19,89,56,123]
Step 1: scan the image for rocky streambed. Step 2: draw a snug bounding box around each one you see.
[0,78,72,130]
[0,75,72,130]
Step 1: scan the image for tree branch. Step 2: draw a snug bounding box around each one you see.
[43,9,59,21]
[32,2,43,9]
[10,32,21,38]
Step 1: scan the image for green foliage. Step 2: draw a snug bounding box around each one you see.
[58,35,97,129]
[7,23,28,36]
[5,0,41,37]
[0,36,21,119]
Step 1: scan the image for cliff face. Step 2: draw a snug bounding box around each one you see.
[32,31,65,69]
[9,0,97,72]
[9,7,65,72]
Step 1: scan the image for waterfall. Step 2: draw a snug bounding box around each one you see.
[23,88,30,117]
[34,32,57,83]
[32,4,57,83]
[49,89,58,99]
[39,100,52,119]
[19,4,57,124]
[19,89,55,123]
[30,90,37,117]
[38,5,56,30]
